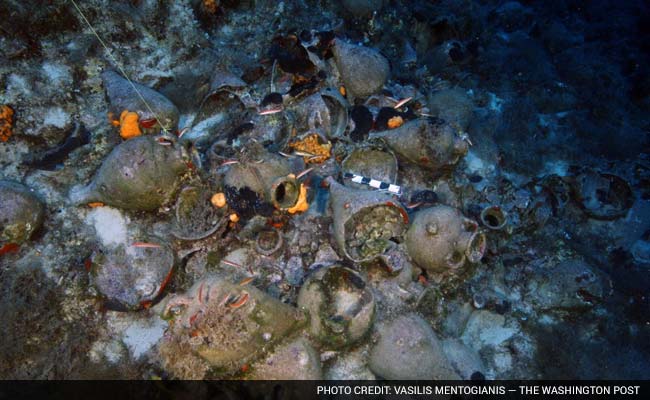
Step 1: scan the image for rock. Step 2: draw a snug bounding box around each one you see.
[297,264,375,349]
[490,1,534,33]
[0,180,45,246]
[247,336,322,379]
[631,239,650,265]
[88,238,175,311]
[461,310,517,351]
[442,339,486,380]
[85,206,128,248]
[368,313,459,379]
[70,136,189,211]
[158,275,307,378]
[526,259,610,311]
[122,317,167,360]
[102,71,180,133]
[341,0,385,17]
[332,39,389,98]
[284,256,305,286]
[428,87,474,130]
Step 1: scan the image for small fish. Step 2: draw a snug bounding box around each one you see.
[238,277,254,286]
[140,118,158,129]
[156,137,173,146]
[227,292,250,309]
[222,259,242,268]
[257,107,283,116]
[393,96,413,109]
[132,242,162,249]
[189,311,200,326]
[295,167,314,180]
[177,127,190,139]
[157,266,175,297]
[197,282,205,304]
[0,243,19,256]
[219,292,235,307]
[292,150,317,158]
[220,160,240,167]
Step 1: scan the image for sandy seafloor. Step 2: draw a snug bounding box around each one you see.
[0,0,649,380]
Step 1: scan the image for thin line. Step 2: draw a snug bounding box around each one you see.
[68,0,171,134]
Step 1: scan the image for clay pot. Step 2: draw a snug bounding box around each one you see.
[287,88,350,141]
[0,180,45,245]
[159,274,307,378]
[70,135,189,211]
[369,118,468,172]
[297,264,375,349]
[89,238,175,311]
[405,205,486,276]
[102,71,179,134]
[327,177,408,262]
[527,259,610,310]
[369,313,458,380]
[247,337,322,379]
[341,145,398,191]
[183,67,258,148]
[224,151,300,211]
[428,87,474,130]
[480,205,508,231]
[332,39,389,98]
[572,169,633,220]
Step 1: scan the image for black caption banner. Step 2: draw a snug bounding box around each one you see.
[0,380,646,400]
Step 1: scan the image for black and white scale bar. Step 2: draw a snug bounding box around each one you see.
[343,172,402,195]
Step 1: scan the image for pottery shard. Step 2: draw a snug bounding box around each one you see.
[332,39,389,98]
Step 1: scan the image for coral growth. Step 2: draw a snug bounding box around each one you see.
[288,133,331,164]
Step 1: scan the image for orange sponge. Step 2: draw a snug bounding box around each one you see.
[287,183,309,214]
[0,105,15,142]
[118,110,142,140]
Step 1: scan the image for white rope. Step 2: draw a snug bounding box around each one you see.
[68,0,172,134]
